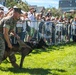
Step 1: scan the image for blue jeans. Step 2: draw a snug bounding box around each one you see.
[21,32,26,41]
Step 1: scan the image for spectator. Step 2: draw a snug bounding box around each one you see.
[72,17,76,35]
[23,12,30,42]
[16,19,23,41]
[46,9,52,17]
[28,7,36,41]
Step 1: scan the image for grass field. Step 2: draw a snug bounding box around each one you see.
[0,42,76,75]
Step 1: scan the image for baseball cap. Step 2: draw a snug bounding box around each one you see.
[14,8,22,14]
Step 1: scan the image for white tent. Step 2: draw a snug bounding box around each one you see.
[0,4,8,14]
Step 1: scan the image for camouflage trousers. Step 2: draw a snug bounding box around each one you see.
[0,36,5,64]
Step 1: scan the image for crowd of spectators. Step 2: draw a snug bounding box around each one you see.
[0,7,76,45]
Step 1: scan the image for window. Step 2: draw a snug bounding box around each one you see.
[70,4,72,6]
[61,1,63,3]
[70,0,72,3]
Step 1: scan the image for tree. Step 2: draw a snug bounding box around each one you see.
[45,7,62,17]
[6,0,29,11]
[6,0,17,7]
[16,1,29,11]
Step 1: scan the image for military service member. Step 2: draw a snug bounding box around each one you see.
[0,8,21,67]
[0,8,5,63]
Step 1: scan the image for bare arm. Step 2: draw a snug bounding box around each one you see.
[3,27,12,49]
[11,31,20,39]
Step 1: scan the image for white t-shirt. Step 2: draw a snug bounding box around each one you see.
[28,12,36,28]
[28,12,35,21]
[16,21,23,27]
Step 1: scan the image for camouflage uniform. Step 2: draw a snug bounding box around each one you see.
[0,34,5,63]
[0,19,5,63]
[3,16,17,33]
[0,16,17,64]
[4,16,18,64]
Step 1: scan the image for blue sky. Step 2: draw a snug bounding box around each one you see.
[22,0,59,8]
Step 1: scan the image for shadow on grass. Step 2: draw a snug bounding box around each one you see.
[51,68,66,72]
[0,67,66,75]
[32,41,76,54]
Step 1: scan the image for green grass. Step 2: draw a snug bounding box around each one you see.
[0,42,76,75]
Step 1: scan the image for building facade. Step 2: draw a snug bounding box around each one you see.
[0,0,6,6]
[59,0,76,12]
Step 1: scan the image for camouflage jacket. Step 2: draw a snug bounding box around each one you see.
[3,16,17,34]
[0,18,4,37]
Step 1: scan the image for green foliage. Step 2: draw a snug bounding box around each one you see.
[74,14,76,17]
[63,12,76,19]
[16,1,29,11]
[0,42,76,75]
[6,0,29,11]
[45,7,62,17]
[6,0,17,7]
